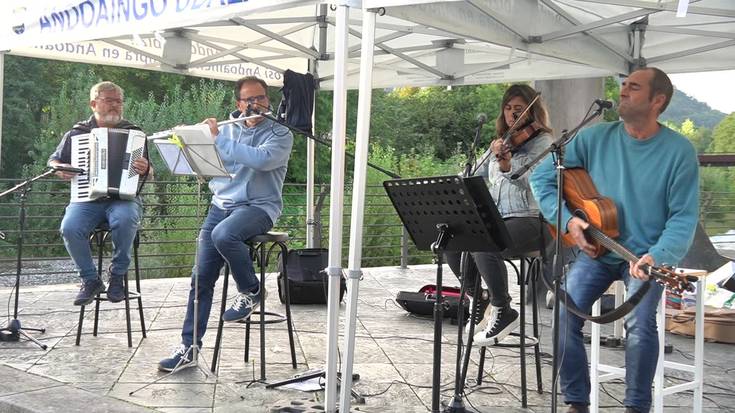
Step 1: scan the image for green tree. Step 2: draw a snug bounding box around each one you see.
[603,76,620,122]
[1,56,57,177]
[708,113,735,153]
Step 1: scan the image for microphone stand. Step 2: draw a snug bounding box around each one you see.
[0,168,57,349]
[462,116,486,177]
[445,116,487,413]
[249,103,400,179]
[510,103,605,413]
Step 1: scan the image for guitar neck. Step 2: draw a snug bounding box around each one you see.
[583,222,694,294]
[584,225,640,263]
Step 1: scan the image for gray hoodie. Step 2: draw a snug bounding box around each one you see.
[208,110,293,224]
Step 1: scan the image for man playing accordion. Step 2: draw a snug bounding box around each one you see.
[48,81,150,306]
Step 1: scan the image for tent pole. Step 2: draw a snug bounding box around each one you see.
[0,52,4,172]
[324,3,350,412]
[306,80,317,248]
[339,7,377,411]
[306,3,329,249]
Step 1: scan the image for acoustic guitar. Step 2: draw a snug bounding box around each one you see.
[550,168,695,294]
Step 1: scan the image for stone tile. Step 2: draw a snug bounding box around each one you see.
[0,347,50,368]
[0,365,63,396]
[72,381,115,396]
[27,345,134,383]
[377,336,455,365]
[1,381,154,412]
[213,381,301,411]
[110,382,215,408]
[1,268,733,412]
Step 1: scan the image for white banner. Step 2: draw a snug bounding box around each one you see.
[8,39,305,84]
[1,0,315,50]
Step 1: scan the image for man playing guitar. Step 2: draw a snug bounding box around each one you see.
[529,68,700,413]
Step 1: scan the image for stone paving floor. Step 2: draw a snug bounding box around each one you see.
[0,264,733,412]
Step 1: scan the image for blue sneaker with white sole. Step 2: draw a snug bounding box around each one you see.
[158,344,198,372]
[223,287,265,322]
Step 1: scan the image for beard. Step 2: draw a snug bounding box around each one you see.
[98,112,122,125]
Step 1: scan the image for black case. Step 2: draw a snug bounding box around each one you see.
[277,248,346,304]
[396,285,469,321]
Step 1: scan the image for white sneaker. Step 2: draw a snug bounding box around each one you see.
[464,293,491,342]
[473,305,520,346]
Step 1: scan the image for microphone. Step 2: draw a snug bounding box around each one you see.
[594,99,615,110]
[52,165,85,175]
[476,113,488,125]
[245,103,262,117]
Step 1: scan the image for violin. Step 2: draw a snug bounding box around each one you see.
[503,120,545,151]
[494,120,545,160]
[493,92,544,161]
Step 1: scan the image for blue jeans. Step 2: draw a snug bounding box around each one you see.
[59,199,142,282]
[559,253,663,412]
[181,204,273,347]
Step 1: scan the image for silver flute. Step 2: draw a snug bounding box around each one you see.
[146,112,271,141]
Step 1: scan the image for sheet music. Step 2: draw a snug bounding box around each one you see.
[152,139,194,175]
[150,124,230,178]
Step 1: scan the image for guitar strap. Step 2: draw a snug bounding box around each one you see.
[538,259,652,324]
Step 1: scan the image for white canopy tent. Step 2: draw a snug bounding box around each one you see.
[3,1,733,88]
[2,1,735,412]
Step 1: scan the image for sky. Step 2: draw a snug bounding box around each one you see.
[669,70,735,115]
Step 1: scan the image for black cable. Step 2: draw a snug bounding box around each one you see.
[250,101,401,179]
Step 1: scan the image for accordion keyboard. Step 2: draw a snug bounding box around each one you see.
[71,133,92,202]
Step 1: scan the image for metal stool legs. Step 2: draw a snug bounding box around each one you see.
[211,240,297,379]
[476,256,543,408]
[75,230,145,348]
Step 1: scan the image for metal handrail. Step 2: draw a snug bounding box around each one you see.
[0,179,418,279]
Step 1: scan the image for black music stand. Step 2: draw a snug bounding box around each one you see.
[384,175,512,413]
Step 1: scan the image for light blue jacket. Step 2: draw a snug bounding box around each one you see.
[476,132,552,218]
[209,111,293,224]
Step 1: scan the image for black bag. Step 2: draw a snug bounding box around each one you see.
[277,248,346,304]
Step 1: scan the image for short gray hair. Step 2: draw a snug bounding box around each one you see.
[90,81,124,101]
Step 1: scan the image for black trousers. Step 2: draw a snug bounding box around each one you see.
[445,216,549,307]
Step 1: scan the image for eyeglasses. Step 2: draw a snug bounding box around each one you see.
[96,97,123,105]
[238,94,268,104]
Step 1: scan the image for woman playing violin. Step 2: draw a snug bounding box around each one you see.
[446,84,554,346]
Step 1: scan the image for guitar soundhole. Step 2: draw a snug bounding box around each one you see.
[573,209,589,222]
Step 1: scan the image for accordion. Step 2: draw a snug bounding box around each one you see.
[71,128,146,202]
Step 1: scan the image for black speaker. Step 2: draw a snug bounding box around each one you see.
[277,248,346,304]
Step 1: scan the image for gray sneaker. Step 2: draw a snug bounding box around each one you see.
[106,275,126,303]
[74,278,106,306]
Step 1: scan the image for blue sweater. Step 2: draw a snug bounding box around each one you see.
[529,121,699,266]
[209,112,293,224]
